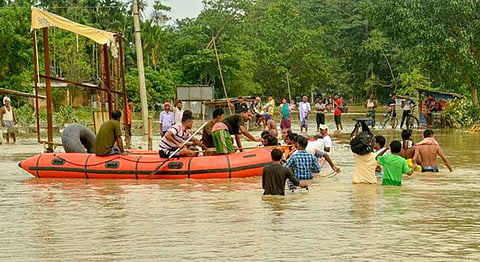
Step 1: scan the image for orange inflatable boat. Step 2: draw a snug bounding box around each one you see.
[18,148,272,179]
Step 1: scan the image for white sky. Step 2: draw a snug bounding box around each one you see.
[144,0,204,21]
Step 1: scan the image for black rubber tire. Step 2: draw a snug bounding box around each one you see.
[61,124,96,153]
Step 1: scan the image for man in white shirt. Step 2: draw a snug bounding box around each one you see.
[298,96,311,133]
[319,124,332,152]
[173,100,184,125]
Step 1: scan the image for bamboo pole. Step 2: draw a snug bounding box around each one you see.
[42,28,54,151]
[32,30,41,143]
[103,44,113,115]
[148,116,153,150]
[118,36,129,144]
[286,72,292,102]
[133,0,149,135]
[212,38,232,114]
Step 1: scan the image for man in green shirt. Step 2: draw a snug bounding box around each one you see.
[201,108,224,150]
[94,110,124,156]
[212,108,261,154]
[262,149,308,195]
[377,140,414,186]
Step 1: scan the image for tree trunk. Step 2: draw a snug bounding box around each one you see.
[471,86,479,108]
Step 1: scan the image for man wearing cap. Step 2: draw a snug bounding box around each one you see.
[159,102,174,136]
[1,97,17,144]
[319,124,332,153]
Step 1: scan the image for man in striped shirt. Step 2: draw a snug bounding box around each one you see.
[159,113,207,158]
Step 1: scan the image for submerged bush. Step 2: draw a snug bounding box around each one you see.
[443,99,480,128]
[15,104,93,126]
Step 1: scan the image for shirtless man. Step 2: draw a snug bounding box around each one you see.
[412,129,453,172]
[266,115,278,138]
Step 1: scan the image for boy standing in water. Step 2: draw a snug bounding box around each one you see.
[377,140,414,186]
[262,149,308,195]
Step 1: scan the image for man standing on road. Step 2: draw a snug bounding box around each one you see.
[173,100,184,125]
[365,94,378,128]
[159,102,174,136]
[315,97,326,132]
[0,97,17,144]
[333,93,343,131]
[298,96,310,133]
[400,93,416,129]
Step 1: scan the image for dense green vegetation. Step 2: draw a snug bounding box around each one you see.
[1,0,479,126]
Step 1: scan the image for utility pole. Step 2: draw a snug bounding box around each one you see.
[133,0,149,134]
[286,72,292,102]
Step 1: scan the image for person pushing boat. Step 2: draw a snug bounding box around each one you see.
[211,108,261,154]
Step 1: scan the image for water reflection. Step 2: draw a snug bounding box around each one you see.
[351,185,378,221]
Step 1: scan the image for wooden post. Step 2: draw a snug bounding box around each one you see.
[148,116,153,150]
[99,45,106,120]
[32,30,41,143]
[113,55,119,110]
[103,44,113,116]
[42,28,54,151]
[286,72,292,102]
[133,0,150,135]
[118,36,129,139]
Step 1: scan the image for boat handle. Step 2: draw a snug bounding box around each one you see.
[105,161,120,169]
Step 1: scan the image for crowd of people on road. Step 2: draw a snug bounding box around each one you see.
[364,92,444,129]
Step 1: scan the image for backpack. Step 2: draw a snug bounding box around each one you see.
[350,122,375,155]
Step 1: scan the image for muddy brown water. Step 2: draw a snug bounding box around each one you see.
[0,113,479,261]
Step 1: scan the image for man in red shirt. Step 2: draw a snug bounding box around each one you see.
[333,94,343,131]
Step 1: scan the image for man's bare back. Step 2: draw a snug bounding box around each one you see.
[413,130,452,172]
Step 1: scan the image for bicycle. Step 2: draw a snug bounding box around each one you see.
[381,109,398,129]
[404,108,419,130]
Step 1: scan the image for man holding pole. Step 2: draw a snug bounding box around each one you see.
[159,112,207,157]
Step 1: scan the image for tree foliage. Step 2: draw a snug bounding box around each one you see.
[1,0,479,112]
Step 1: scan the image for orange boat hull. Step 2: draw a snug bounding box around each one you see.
[18,148,272,179]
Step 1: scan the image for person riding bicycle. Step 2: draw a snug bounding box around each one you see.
[400,93,416,129]
[386,93,397,128]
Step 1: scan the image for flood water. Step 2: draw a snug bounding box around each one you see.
[1,113,479,261]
